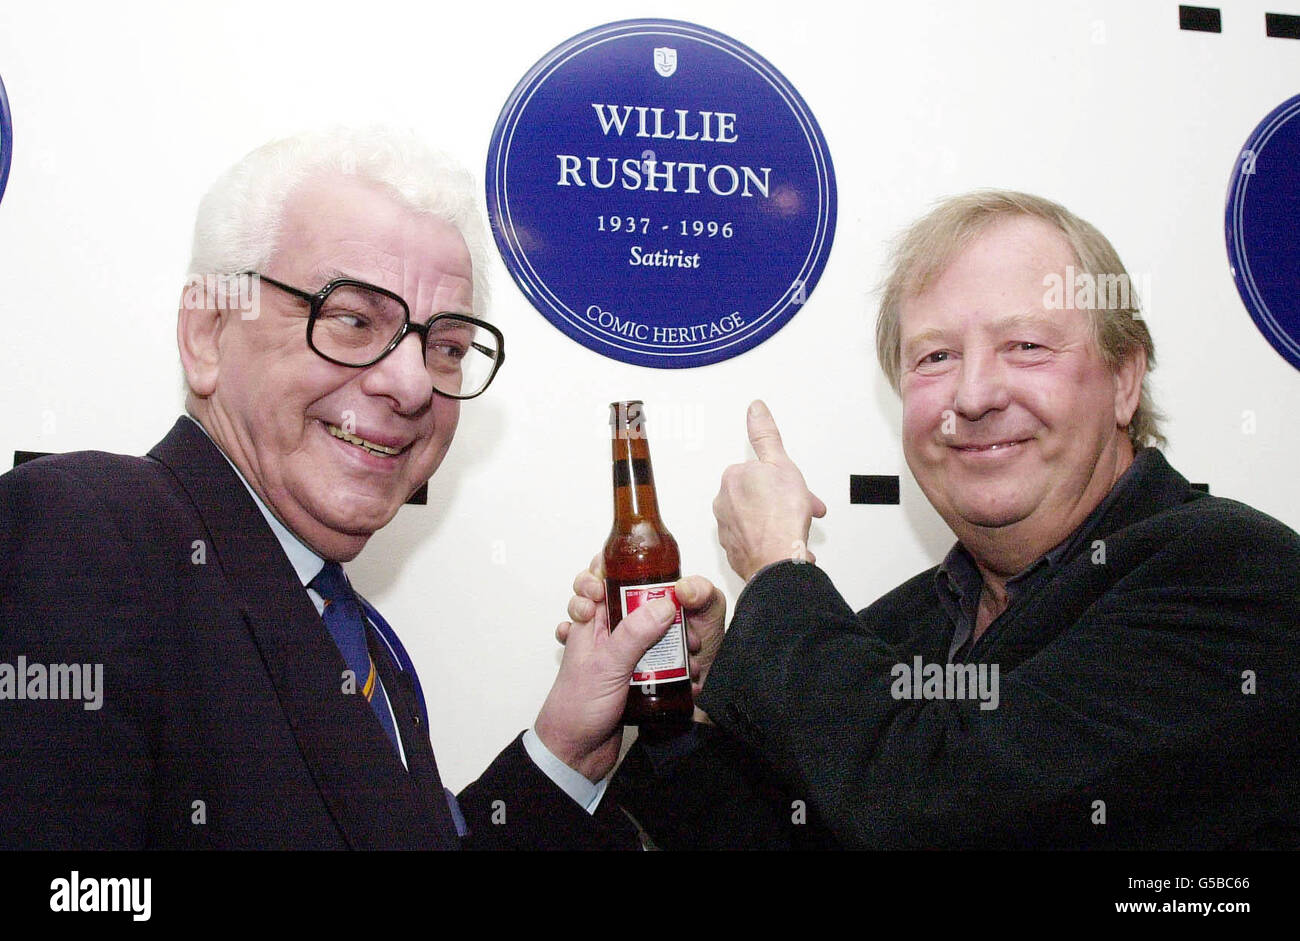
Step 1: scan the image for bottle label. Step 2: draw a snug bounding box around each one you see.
[619,582,690,687]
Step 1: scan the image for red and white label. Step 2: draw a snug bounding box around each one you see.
[620,582,690,687]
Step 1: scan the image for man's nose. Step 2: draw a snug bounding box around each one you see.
[952,349,1010,421]
[360,332,432,414]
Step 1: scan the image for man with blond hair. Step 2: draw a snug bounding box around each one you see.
[595,190,1300,849]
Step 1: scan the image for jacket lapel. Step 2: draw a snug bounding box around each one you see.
[367,627,460,843]
[972,448,1197,667]
[149,417,456,849]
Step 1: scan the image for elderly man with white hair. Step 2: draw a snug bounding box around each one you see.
[0,127,717,849]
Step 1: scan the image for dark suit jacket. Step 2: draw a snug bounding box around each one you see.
[0,418,632,850]
[614,448,1300,849]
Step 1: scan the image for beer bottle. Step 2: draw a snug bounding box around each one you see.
[604,400,694,740]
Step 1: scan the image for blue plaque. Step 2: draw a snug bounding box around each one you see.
[0,72,12,207]
[1226,93,1300,372]
[486,19,836,368]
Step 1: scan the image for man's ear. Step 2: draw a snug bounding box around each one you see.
[177,278,225,398]
[1114,345,1146,430]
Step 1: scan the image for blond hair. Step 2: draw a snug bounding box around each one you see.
[876,190,1164,448]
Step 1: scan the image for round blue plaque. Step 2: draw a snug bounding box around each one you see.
[0,72,12,207]
[486,19,837,368]
[1226,93,1300,372]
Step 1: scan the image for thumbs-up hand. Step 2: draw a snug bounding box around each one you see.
[713,400,827,581]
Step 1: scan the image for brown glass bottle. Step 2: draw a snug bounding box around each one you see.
[604,400,694,741]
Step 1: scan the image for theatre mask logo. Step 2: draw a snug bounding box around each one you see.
[486,19,837,368]
[654,47,677,77]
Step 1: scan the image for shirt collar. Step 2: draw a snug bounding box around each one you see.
[935,447,1155,602]
[183,415,325,588]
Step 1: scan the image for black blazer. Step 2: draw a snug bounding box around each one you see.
[615,449,1300,849]
[0,418,632,850]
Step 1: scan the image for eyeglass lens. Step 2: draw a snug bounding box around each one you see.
[311,283,499,397]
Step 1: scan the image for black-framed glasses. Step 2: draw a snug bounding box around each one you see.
[250,272,505,400]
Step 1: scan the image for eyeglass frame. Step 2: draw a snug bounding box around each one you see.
[247,271,505,400]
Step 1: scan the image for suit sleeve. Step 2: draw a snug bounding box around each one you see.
[0,461,157,849]
[608,723,838,850]
[456,733,638,850]
[697,509,1300,849]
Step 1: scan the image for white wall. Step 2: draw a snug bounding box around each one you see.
[1,0,1296,789]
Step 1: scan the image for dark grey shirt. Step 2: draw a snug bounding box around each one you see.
[935,448,1155,662]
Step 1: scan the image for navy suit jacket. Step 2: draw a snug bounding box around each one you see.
[0,418,633,850]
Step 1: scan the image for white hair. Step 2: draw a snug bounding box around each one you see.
[186,126,491,314]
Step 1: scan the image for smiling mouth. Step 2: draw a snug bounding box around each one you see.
[325,423,406,457]
[953,439,1028,452]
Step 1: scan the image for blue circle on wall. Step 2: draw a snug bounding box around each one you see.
[1226,93,1300,372]
[486,19,837,368]
[0,72,12,207]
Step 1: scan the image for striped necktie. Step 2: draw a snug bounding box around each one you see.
[310,561,401,756]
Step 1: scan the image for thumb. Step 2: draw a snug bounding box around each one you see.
[607,596,676,670]
[675,576,725,628]
[747,400,790,465]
